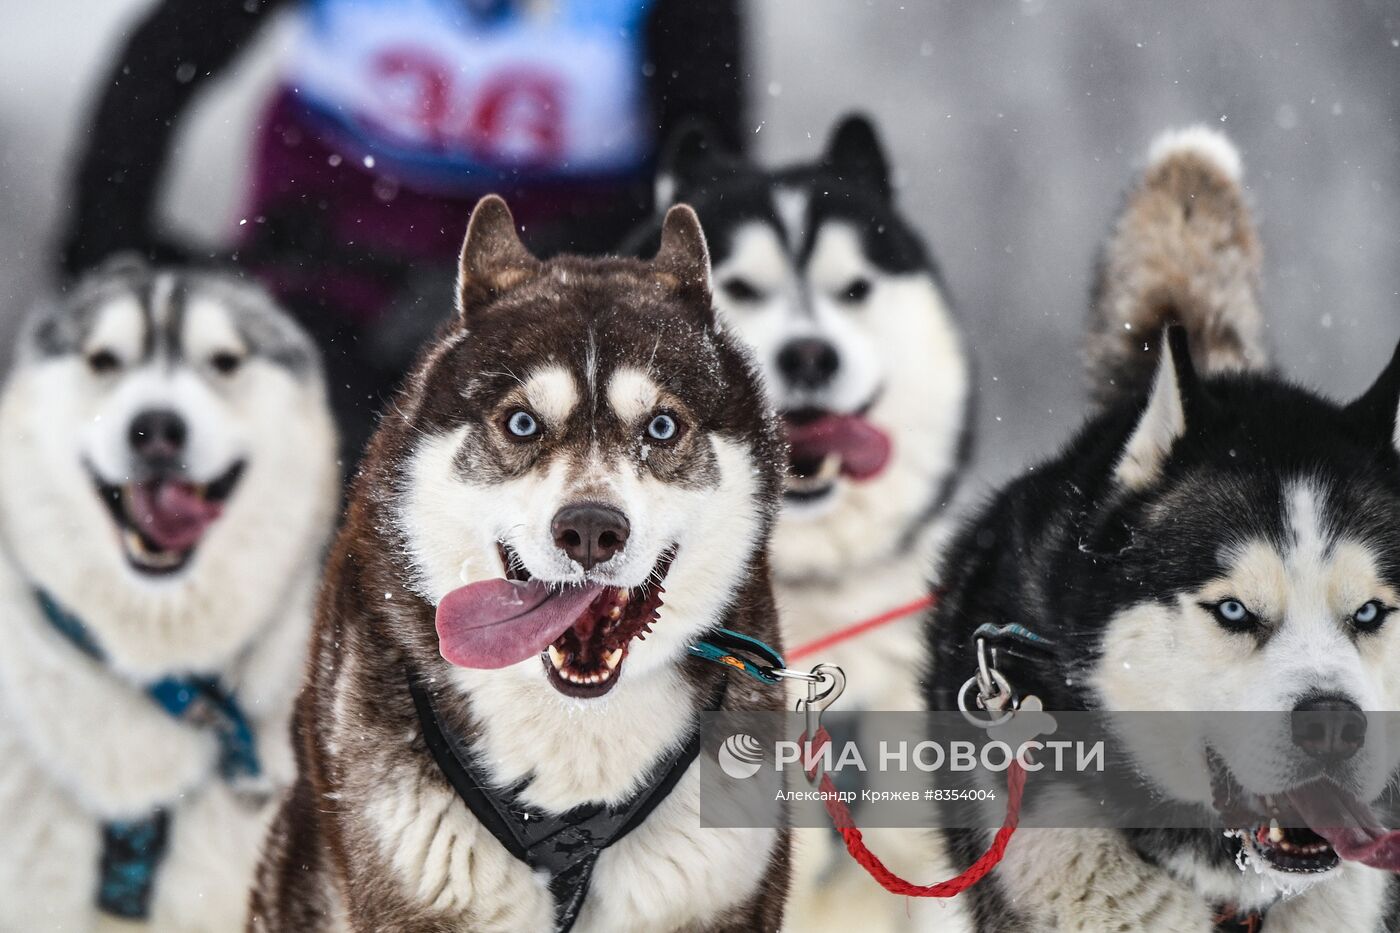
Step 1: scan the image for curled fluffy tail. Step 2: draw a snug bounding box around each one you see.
[1086,126,1266,405]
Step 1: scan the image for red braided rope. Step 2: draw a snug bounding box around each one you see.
[802,726,1026,898]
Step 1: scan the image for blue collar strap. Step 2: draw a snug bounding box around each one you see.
[34,588,259,919]
[99,813,169,920]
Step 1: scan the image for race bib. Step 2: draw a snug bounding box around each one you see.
[287,0,655,190]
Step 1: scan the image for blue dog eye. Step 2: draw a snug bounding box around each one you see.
[646,414,678,442]
[1204,596,1260,633]
[1218,600,1246,621]
[506,410,539,438]
[1353,600,1386,630]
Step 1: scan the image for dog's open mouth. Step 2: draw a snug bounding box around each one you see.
[91,462,244,575]
[1210,752,1400,874]
[1238,795,1342,874]
[782,406,892,501]
[435,545,675,699]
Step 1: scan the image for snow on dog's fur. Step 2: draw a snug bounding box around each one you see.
[249,197,791,932]
[926,128,1400,932]
[0,261,337,930]
[636,115,973,933]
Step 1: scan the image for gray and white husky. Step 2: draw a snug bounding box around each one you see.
[0,261,338,930]
[927,128,1400,931]
[636,115,973,933]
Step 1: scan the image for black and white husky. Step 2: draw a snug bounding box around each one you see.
[636,115,972,932]
[641,114,971,709]
[927,128,1400,931]
[0,262,338,929]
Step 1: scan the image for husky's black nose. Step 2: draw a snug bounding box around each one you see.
[129,409,187,463]
[1291,695,1367,762]
[777,337,840,389]
[552,504,630,570]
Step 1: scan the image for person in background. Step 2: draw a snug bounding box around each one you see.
[59,0,746,461]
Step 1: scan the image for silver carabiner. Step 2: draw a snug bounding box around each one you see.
[792,664,846,784]
[957,669,1015,728]
[959,636,1016,728]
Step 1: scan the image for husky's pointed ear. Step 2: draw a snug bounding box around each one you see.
[652,204,712,303]
[824,113,892,201]
[1345,337,1400,453]
[656,119,726,211]
[456,195,539,319]
[1115,326,1199,489]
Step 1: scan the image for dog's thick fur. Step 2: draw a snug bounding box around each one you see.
[926,129,1400,931]
[249,197,791,932]
[638,115,972,709]
[1087,125,1267,407]
[634,116,974,932]
[0,264,337,930]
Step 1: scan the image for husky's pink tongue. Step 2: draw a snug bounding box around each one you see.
[127,481,223,551]
[785,414,892,481]
[436,579,604,669]
[1287,781,1400,870]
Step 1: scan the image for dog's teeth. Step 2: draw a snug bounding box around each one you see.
[815,453,841,483]
[608,606,622,621]
[604,649,623,670]
[547,646,566,670]
[122,529,179,568]
[1268,820,1284,844]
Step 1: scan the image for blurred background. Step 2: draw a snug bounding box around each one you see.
[2,0,1399,493]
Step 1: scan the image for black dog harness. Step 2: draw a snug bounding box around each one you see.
[407,673,726,932]
[36,589,259,920]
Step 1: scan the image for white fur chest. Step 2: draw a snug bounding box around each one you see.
[0,560,305,931]
[364,756,776,933]
[358,664,779,931]
[0,716,280,932]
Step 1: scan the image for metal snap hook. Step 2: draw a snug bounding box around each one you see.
[958,668,1015,729]
[793,664,846,784]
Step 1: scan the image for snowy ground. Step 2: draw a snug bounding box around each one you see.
[2,0,1399,497]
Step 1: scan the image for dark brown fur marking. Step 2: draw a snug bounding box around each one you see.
[249,199,790,931]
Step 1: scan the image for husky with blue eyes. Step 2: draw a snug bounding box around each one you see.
[926,128,1400,932]
[250,196,791,931]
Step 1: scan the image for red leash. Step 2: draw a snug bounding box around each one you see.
[787,594,938,662]
[802,726,1027,898]
[790,588,1025,898]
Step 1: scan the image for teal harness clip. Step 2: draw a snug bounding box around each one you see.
[688,627,786,684]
